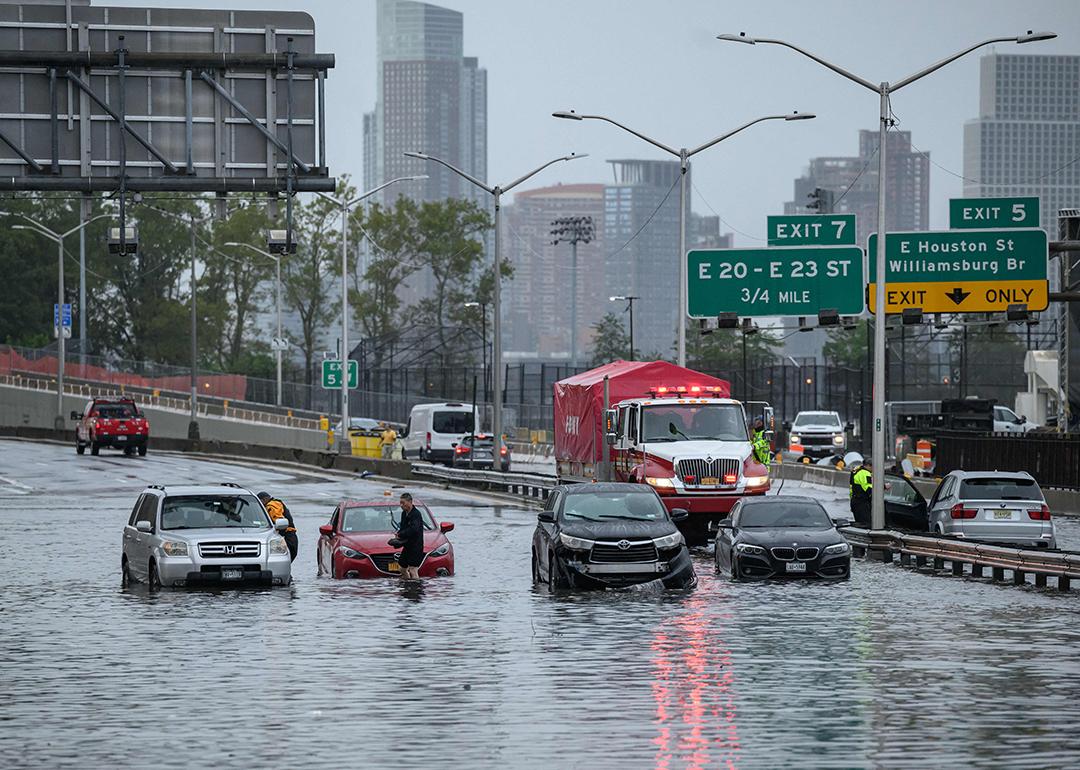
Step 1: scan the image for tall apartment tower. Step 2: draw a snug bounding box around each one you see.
[503,184,607,360]
[963,53,1080,298]
[604,159,689,358]
[363,0,487,208]
[785,129,930,248]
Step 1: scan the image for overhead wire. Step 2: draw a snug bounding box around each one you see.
[606,173,681,259]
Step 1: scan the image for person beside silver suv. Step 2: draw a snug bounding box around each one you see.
[122,484,293,589]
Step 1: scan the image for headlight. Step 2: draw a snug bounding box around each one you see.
[824,542,851,555]
[744,475,769,488]
[161,539,188,557]
[269,536,289,555]
[645,476,675,488]
[429,542,451,557]
[559,533,594,551]
[832,435,846,446]
[338,546,365,559]
[654,531,684,549]
[735,542,766,556]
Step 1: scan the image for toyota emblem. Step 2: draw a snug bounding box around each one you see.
[616,540,631,550]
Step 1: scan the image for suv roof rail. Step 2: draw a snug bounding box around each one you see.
[221,482,243,488]
[147,484,166,490]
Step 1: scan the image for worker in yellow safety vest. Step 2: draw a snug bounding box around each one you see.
[849,461,872,527]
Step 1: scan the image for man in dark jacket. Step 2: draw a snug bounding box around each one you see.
[395,492,424,579]
[849,461,872,527]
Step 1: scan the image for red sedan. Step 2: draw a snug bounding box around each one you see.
[316,499,455,579]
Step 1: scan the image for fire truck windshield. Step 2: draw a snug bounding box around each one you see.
[641,404,747,443]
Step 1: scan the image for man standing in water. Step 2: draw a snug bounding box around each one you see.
[395,493,424,580]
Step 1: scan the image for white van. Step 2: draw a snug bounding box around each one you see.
[402,403,479,463]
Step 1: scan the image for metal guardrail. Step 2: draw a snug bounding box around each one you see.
[0,373,323,431]
[841,526,1079,591]
[410,463,556,501]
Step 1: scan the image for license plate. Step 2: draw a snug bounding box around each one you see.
[116,435,126,441]
[702,477,719,485]
[386,561,400,573]
[785,561,807,573]
[221,568,243,580]
[993,510,1014,520]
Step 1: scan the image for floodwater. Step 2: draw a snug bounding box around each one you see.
[2,439,1079,769]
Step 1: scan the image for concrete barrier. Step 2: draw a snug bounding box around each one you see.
[0,382,328,451]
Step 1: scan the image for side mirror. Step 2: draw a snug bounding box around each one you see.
[537,511,555,524]
[135,520,152,533]
[318,524,333,536]
[1016,417,1025,424]
[275,518,290,531]
[605,432,617,446]
[440,521,455,533]
[70,411,81,421]
[716,518,733,529]
[670,508,689,522]
[845,423,854,432]
[782,421,792,431]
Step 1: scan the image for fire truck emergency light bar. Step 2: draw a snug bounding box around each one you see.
[648,385,726,395]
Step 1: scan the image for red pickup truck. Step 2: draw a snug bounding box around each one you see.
[71,398,150,456]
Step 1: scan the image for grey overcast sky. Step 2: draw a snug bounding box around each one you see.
[114,0,1080,243]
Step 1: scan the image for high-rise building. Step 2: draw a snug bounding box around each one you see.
[785,129,930,248]
[503,184,606,361]
[363,0,487,208]
[963,53,1080,297]
[604,159,688,358]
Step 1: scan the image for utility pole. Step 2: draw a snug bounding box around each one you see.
[550,215,594,367]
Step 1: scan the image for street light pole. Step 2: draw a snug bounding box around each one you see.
[554,109,814,367]
[190,215,199,438]
[551,216,594,367]
[225,241,286,407]
[317,175,427,454]
[4,211,112,429]
[464,301,488,416]
[405,151,585,449]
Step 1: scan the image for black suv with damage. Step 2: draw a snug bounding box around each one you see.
[532,483,696,591]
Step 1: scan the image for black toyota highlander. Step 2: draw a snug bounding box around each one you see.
[532,483,696,591]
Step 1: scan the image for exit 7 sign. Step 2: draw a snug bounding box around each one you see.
[767,214,856,246]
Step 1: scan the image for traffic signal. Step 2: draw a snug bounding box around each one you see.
[806,187,835,214]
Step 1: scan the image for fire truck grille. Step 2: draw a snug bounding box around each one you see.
[676,458,741,484]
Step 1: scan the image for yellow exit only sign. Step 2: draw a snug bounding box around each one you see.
[868,279,1048,314]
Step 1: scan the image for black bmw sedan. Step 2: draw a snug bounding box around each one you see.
[714,496,851,580]
[532,483,696,591]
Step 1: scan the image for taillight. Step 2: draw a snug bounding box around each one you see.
[455,446,469,455]
[426,432,432,448]
[1028,504,1051,521]
[500,447,507,456]
[950,504,977,519]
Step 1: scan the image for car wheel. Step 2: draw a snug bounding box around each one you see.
[148,560,162,591]
[90,441,100,456]
[729,553,740,582]
[531,550,541,584]
[547,551,570,592]
[76,438,85,455]
[331,555,343,579]
[121,556,131,586]
[138,444,147,457]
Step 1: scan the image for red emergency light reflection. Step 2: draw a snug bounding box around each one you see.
[651,601,740,769]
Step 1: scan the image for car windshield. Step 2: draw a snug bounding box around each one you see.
[433,410,474,434]
[642,404,747,442]
[340,505,436,533]
[95,404,137,419]
[960,478,1043,501]
[739,501,832,528]
[562,491,667,521]
[793,412,841,429]
[161,495,268,530]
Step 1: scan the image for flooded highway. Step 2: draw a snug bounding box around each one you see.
[2,438,1080,769]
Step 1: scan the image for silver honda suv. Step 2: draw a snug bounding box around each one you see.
[122,484,292,588]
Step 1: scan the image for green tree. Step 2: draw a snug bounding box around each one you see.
[686,327,780,370]
[589,312,631,365]
[284,190,340,389]
[823,319,871,369]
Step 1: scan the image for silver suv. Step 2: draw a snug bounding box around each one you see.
[927,470,1057,549]
[122,484,293,588]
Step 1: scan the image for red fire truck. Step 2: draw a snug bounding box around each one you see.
[554,360,772,543]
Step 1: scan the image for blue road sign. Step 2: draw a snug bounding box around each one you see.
[54,303,72,327]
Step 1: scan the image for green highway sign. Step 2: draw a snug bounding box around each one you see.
[867,228,1048,314]
[687,246,865,318]
[949,196,1039,229]
[766,214,856,246]
[321,359,358,389]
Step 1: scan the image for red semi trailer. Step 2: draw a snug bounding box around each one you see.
[554,360,772,543]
